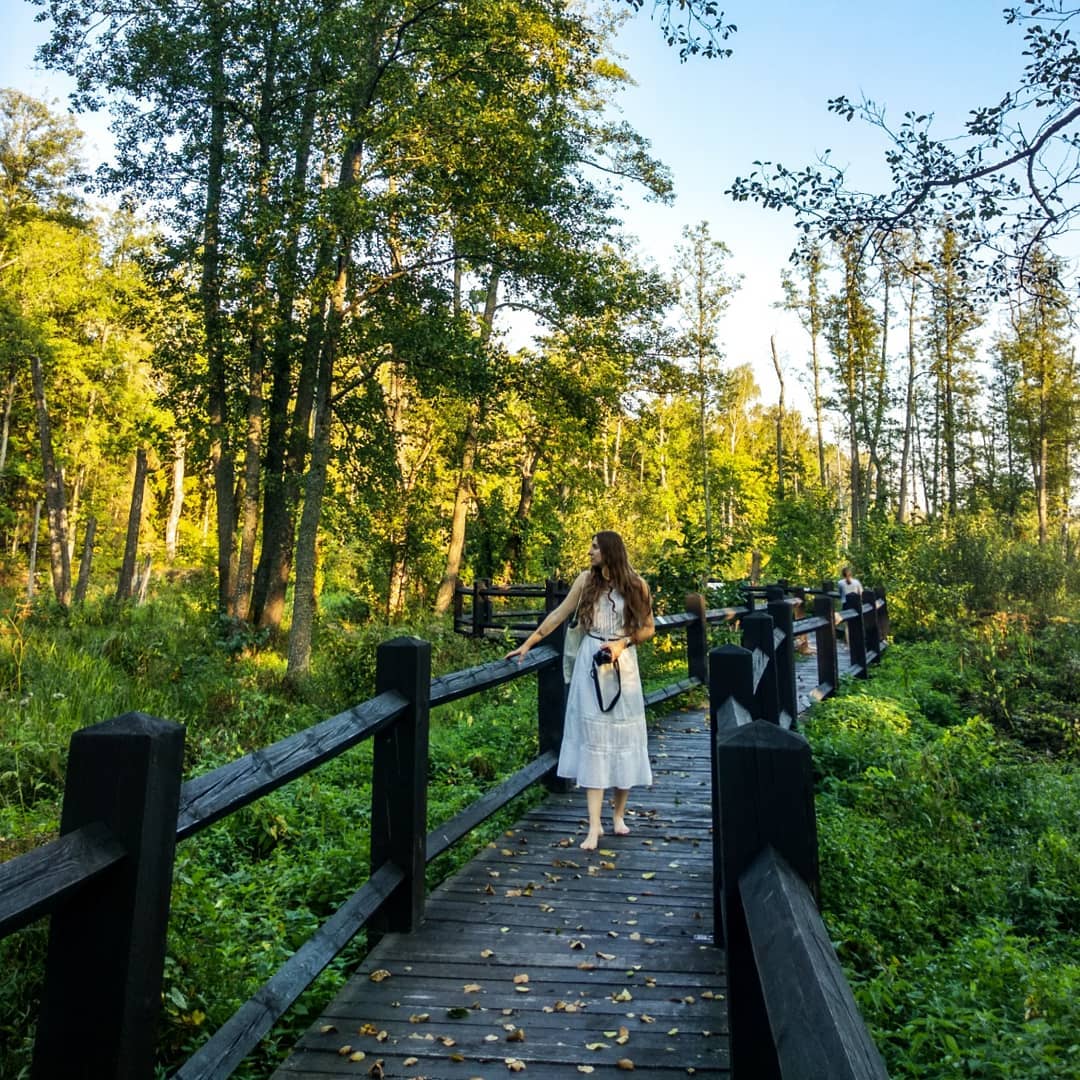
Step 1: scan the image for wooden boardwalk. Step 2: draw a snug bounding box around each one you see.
[274,649,849,1078]
[275,710,728,1078]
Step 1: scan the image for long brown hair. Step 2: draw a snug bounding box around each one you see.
[579,531,652,634]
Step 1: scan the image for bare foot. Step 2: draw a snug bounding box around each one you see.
[580,829,603,851]
[612,819,630,836]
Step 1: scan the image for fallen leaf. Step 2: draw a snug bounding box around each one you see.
[449,1051,465,1062]
[585,1042,609,1051]
[612,989,633,1002]
[577,961,596,971]
[683,996,696,1005]
[667,1028,679,1036]
[349,1050,366,1062]
[318,1024,337,1034]
[617,1026,630,1044]
[485,884,496,895]
[506,888,523,897]
[337,1045,352,1056]
[368,1061,384,1079]
[598,849,617,856]
[513,973,530,985]
[485,1034,500,1042]
[641,872,656,880]
[369,969,392,983]
[403,1058,418,1067]
[577,1068,595,1075]
[446,1007,470,1019]
[507,1028,526,1042]
[481,949,495,958]
[515,986,531,993]
[437,1036,456,1047]
[505,1058,527,1071]
[616,1059,635,1071]
[596,951,615,961]
[409,1013,430,1024]
[640,1014,655,1024]
[701,991,715,1000]
[628,932,642,942]
[600,860,616,871]
[375,1030,389,1042]
[569,940,585,950]
[626,896,638,903]
[463,983,483,994]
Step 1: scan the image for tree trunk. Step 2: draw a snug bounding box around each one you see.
[27,499,42,600]
[116,447,149,602]
[433,410,478,614]
[286,331,336,677]
[0,369,15,475]
[433,268,500,614]
[897,278,918,523]
[249,69,319,629]
[202,11,237,613]
[74,515,96,604]
[771,334,784,500]
[165,435,185,561]
[29,353,71,606]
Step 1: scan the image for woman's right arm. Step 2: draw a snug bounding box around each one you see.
[506,572,587,661]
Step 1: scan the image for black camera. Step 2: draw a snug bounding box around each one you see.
[593,646,613,666]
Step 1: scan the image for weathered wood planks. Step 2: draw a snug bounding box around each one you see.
[273,712,730,1078]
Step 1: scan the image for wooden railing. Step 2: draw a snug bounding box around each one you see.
[0,585,890,1079]
[708,587,891,1079]
[1,593,728,1079]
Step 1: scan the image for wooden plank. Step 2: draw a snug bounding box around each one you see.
[0,821,124,936]
[429,647,557,708]
[741,848,889,1080]
[176,691,408,840]
[175,862,405,1080]
[273,713,731,1079]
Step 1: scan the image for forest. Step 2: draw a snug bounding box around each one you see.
[1,0,1080,1076]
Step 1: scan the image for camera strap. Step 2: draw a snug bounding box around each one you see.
[590,654,622,713]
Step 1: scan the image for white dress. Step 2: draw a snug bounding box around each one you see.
[557,587,653,790]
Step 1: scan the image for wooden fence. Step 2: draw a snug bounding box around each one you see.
[0,586,890,1079]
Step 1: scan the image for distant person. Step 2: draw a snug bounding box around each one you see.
[838,565,863,601]
[835,566,863,634]
[507,531,655,850]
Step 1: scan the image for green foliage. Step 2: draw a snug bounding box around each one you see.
[807,634,1080,1078]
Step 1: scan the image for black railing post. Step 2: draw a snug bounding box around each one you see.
[714,721,820,1080]
[33,712,185,1080]
[864,585,882,663]
[538,621,572,793]
[875,586,890,651]
[453,581,465,633]
[845,591,868,677]
[741,610,780,724]
[709,644,755,946]
[470,579,482,637]
[766,595,797,728]
[479,578,493,635]
[685,592,708,684]
[813,593,839,699]
[372,636,431,933]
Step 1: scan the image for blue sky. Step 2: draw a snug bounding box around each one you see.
[2,1,1027,411]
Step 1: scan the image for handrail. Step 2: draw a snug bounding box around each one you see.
[740,847,889,1079]
[176,689,409,840]
[0,822,126,937]
[3,594,716,1078]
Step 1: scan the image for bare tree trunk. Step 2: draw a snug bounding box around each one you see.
[771,334,785,500]
[203,14,237,613]
[165,435,185,561]
[74,515,96,604]
[29,353,71,606]
[0,369,15,475]
[27,499,42,600]
[434,410,478,614]
[116,447,149,601]
[897,279,918,523]
[234,349,264,622]
[434,269,500,614]
[136,555,153,605]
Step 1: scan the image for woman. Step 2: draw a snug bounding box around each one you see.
[507,531,655,850]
